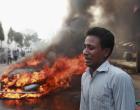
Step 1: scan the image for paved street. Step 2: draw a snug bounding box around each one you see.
[0,64,8,74]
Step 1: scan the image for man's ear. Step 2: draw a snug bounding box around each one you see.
[103,48,111,58]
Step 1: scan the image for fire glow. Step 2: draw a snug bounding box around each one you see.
[0,53,86,99]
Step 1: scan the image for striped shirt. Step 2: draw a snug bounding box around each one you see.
[80,60,135,110]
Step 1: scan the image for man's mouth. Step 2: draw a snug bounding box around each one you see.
[84,57,92,65]
[84,56,92,61]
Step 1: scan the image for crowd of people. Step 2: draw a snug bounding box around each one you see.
[0,48,28,64]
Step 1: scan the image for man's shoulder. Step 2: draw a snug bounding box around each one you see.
[82,68,89,80]
[110,64,126,74]
[109,64,132,81]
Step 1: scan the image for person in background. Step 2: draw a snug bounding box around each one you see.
[7,48,12,64]
[13,49,19,62]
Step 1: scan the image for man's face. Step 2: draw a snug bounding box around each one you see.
[83,36,109,68]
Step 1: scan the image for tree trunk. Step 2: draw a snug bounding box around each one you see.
[0,41,2,48]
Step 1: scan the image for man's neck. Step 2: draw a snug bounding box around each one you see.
[89,60,106,75]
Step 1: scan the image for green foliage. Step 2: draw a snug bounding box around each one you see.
[24,37,30,47]
[23,32,40,47]
[7,27,24,47]
[7,27,40,48]
[14,32,24,47]
[7,27,14,44]
[0,22,5,41]
[24,32,40,42]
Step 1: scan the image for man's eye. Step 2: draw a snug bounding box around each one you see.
[88,46,95,50]
[83,44,95,50]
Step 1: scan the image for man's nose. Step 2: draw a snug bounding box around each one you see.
[83,48,88,55]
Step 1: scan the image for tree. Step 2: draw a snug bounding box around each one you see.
[24,36,30,48]
[0,22,5,48]
[24,32,40,42]
[7,27,15,44]
[23,32,40,48]
[14,32,24,47]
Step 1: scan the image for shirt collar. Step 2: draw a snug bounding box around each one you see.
[86,60,110,75]
[96,60,110,73]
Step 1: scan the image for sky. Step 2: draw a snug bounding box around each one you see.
[0,0,69,42]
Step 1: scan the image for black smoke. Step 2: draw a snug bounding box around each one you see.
[46,0,96,57]
[46,0,140,57]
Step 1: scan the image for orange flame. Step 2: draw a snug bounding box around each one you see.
[0,53,86,99]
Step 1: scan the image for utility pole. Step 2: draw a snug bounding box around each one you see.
[133,4,140,73]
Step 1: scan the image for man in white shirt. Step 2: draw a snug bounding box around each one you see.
[80,27,135,110]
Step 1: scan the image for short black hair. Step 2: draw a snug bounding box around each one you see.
[86,27,115,57]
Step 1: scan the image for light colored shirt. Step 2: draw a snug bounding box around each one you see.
[80,60,135,110]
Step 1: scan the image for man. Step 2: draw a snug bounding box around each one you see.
[7,48,12,64]
[80,27,135,110]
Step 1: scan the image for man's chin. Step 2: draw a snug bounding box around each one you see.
[85,63,93,67]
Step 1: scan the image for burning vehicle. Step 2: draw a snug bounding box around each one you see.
[0,53,86,99]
